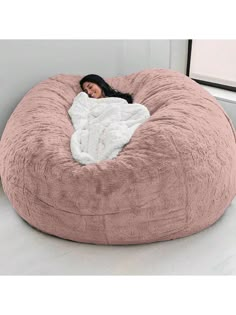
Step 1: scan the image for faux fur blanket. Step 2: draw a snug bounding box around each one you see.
[68,92,150,165]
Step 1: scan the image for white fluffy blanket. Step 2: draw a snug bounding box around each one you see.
[68,92,150,165]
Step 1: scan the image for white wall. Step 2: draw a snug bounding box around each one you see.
[0,39,188,137]
[218,100,236,127]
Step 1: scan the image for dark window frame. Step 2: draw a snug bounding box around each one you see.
[186,39,236,92]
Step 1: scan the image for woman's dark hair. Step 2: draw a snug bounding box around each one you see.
[80,74,133,103]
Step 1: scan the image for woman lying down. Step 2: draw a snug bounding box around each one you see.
[68,74,150,165]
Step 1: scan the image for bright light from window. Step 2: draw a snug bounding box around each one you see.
[189,40,236,88]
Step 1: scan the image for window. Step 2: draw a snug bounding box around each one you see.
[187,40,236,92]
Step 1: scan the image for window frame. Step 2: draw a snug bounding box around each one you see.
[186,39,236,92]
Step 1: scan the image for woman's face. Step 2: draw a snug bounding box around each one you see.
[82,82,104,99]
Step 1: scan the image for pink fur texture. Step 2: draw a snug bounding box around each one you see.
[0,68,235,244]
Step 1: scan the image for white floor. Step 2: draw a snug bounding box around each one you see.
[1,183,236,275]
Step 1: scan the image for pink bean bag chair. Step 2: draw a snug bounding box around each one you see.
[0,69,236,245]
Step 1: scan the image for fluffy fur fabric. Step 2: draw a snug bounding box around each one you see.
[68,92,150,165]
[0,69,235,244]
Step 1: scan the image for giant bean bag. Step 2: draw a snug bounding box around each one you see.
[0,69,236,245]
